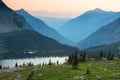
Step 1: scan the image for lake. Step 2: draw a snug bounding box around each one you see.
[0,57,68,68]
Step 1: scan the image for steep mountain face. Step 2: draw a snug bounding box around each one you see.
[77,18,120,50]
[0,0,32,33]
[38,17,71,30]
[0,30,78,59]
[0,0,78,59]
[59,8,120,42]
[16,9,75,46]
[85,41,120,55]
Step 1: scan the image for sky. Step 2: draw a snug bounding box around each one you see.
[3,0,120,18]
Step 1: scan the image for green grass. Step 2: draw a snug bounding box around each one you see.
[0,59,120,80]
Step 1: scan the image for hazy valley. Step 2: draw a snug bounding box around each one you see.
[0,0,120,80]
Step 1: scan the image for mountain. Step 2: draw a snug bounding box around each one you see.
[0,0,32,33]
[28,10,75,19]
[37,16,71,30]
[0,30,78,59]
[16,9,75,46]
[77,17,120,50]
[85,41,120,56]
[59,8,120,42]
[0,0,78,59]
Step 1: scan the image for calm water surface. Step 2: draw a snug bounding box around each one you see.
[0,57,68,68]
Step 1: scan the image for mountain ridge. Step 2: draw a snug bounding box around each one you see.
[85,41,120,55]
[0,0,32,33]
[0,30,78,59]
[58,8,120,43]
[16,9,75,46]
[77,17,120,50]
[37,16,71,30]
[0,0,78,59]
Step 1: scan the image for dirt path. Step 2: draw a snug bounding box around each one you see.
[14,73,21,80]
[0,67,23,73]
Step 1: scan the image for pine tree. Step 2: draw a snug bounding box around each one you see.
[57,60,59,65]
[15,62,18,67]
[27,71,34,80]
[0,65,2,69]
[48,59,52,67]
[99,50,103,60]
[107,52,114,60]
[80,51,86,62]
[118,54,120,59]
[72,52,79,69]
[86,67,91,74]
[42,62,45,66]
[67,54,74,64]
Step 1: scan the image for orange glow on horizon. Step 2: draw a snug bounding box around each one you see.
[3,0,120,18]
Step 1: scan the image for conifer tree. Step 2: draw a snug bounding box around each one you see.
[67,54,74,64]
[15,62,18,67]
[86,67,91,74]
[72,52,79,69]
[99,50,103,59]
[0,65,2,69]
[107,52,114,60]
[48,59,52,67]
[80,51,86,62]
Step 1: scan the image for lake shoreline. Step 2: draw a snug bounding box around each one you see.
[0,56,68,68]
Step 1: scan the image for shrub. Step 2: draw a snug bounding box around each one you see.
[0,65,2,69]
[86,67,91,74]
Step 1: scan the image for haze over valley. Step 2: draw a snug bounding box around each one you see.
[0,0,120,79]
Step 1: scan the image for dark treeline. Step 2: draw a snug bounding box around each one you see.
[0,51,71,59]
[0,59,60,70]
[27,71,34,80]
[0,65,2,69]
[14,60,60,68]
[67,50,120,69]
[67,51,86,69]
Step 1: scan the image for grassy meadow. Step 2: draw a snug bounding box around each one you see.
[0,59,120,80]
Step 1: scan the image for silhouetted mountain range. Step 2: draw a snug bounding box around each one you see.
[1,0,120,58]
[77,17,120,50]
[0,0,78,59]
[0,0,32,33]
[59,8,120,43]
[0,30,78,59]
[16,9,75,46]
[85,41,120,55]
[37,16,71,30]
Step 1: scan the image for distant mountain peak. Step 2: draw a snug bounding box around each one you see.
[0,0,6,8]
[16,9,29,15]
[94,8,103,11]
[20,8,24,11]
[82,8,106,16]
[91,8,105,13]
[19,8,26,12]
[0,0,3,3]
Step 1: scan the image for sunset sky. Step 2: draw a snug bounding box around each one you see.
[3,0,120,18]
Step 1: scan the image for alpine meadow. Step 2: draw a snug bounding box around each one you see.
[0,0,120,80]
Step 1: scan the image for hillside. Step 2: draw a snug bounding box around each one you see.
[59,8,120,42]
[0,60,120,80]
[38,16,71,30]
[0,30,78,59]
[77,18,120,50]
[16,9,75,46]
[0,0,78,59]
[0,0,32,33]
[85,41,120,55]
